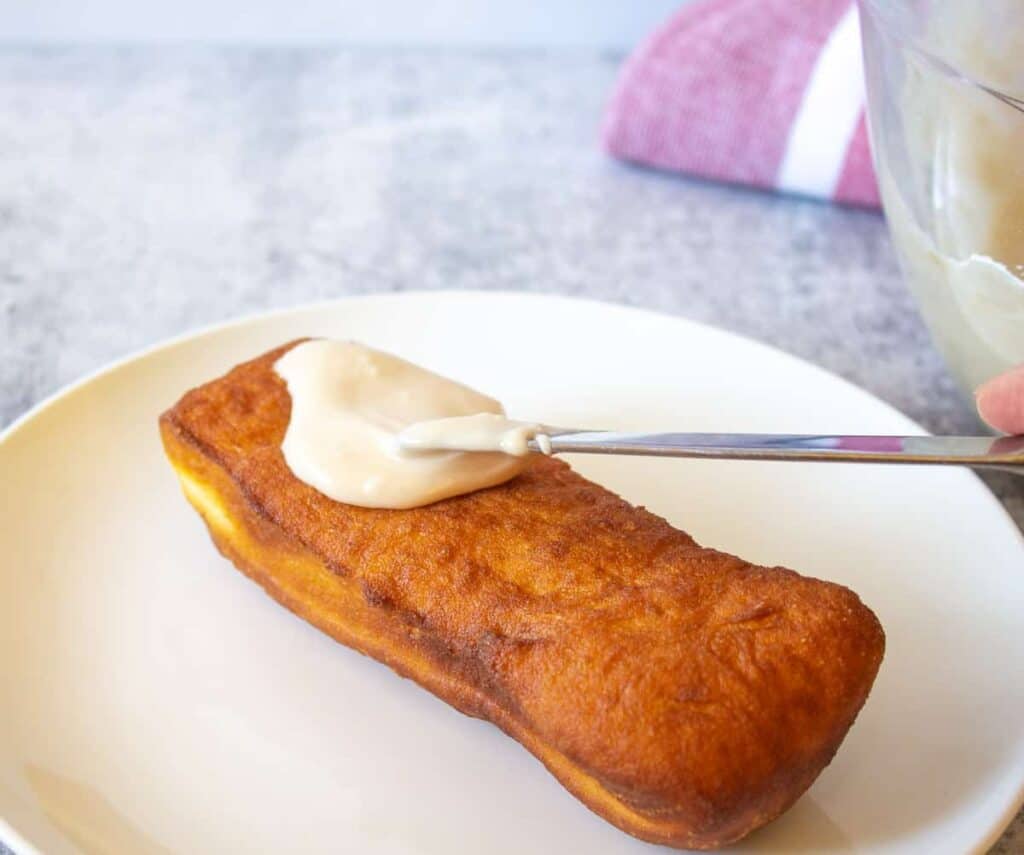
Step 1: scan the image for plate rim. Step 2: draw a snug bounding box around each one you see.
[2,290,1023,855]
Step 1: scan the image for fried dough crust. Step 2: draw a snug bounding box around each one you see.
[159,342,884,849]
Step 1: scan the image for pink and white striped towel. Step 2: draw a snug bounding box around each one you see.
[602,0,879,208]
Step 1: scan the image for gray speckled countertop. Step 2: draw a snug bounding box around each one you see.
[1,47,1022,853]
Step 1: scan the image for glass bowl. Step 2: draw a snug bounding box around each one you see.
[858,0,1024,399]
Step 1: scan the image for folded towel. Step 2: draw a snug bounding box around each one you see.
[602,0,880,208]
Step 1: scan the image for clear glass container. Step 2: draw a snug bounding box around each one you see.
[858,0,1024,399]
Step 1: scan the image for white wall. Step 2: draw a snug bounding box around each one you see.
[1,0,685,49]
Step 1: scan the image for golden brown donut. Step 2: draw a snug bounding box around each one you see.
[159,341,884,849]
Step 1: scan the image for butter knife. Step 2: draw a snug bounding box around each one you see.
[526,431,1024,472]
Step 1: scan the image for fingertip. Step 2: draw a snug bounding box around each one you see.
[976,366,1024,434]
[975,384,1000,430]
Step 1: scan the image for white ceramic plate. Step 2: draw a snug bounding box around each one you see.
[2,292,1023,855]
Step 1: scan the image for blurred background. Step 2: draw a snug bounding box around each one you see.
[0,0,923,433]
[5,0,683,47]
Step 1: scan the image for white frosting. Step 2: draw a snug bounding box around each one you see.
[398,413,549,457]
[883,187,1024,381]
[274,340,536,509]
